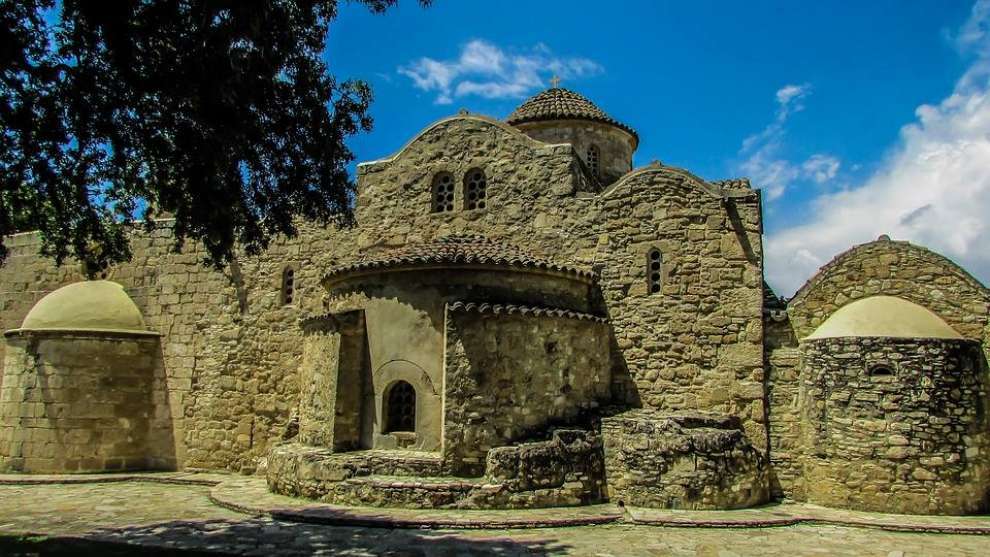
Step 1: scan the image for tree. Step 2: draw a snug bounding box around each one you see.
[1,0,426,274]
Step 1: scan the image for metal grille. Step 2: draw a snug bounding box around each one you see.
[464,169,487,210]
[432,172,455,212]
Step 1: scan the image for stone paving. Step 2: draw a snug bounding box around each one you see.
[0,476,988,555]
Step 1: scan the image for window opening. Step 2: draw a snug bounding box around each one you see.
[586,144,600,177]
[464,168,487,210]
[432,172,455,212]
[647,249,663,294]
[386,381,416,432]
[282,267,296,305]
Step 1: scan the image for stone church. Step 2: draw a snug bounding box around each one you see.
[0,86,988,515]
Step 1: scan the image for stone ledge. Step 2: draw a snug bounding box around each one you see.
[211,476,622,529]
[625,504,990,535]
[0,471,225,486]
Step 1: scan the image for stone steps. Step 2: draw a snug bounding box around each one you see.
[325,449,444,478]
[327,474,488,509]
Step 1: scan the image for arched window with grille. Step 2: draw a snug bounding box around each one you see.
[385,381,416,433]
[586,144,600,177]
[281,266,296,305]
[647,248,662,294]
[431,172,455,212]
[463,168,487,210]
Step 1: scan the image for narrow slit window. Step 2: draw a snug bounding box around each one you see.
[386,381,416,433]
[586,144,600,177]
[464,168,487,210]
[647,249,662,294]
[432,172,455,213]
[281,267,296,305]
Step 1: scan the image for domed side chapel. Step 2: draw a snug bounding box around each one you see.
[0,87,988,515]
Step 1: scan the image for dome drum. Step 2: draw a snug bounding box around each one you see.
[0,281,172,474]
[505,87,637,186]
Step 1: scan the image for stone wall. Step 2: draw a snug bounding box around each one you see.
[442,308,611,476]
[800,336,990,514]
[0,332,173,472]
[601,410,769,509]
[765,345,803,499]
[0,221,339,473]
[598,173,767,452]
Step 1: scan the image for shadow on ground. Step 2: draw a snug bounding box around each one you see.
[3,516,573,556]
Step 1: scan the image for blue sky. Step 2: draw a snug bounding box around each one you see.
[327,0,990,296]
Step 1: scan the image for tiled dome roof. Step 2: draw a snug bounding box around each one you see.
[506,87,637,140]
[323,235,594,283]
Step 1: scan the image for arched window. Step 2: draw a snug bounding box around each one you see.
[647,248,662,294]
[281,266,296,305]
[586,144,600,177]
[385,381,416,433]
[463,168,487,210]
[869,364,894,377]
[432,172,455,213]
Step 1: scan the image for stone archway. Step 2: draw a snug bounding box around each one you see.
[369,360,441,451]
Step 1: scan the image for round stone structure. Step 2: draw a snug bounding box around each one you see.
[506,87,637,186]
[0,281,174,473]
[799,296,990,515]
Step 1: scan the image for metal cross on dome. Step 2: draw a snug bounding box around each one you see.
[549,75,561,88]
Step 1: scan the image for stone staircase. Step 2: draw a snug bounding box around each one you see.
[267,429,607,509]
[327,475,486,508]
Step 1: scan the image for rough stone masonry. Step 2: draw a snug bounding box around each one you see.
[1,87,988,515]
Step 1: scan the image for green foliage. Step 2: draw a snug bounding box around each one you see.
[0,0,425,274]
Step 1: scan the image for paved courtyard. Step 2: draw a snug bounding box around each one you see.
[0,480,987,556]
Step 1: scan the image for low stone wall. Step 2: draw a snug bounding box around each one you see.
[601,410,768,509]
[800,337,990,515]
[266,443,442,500]
[463,429,606,509]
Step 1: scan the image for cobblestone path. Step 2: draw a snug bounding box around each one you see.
[0,481,987,556]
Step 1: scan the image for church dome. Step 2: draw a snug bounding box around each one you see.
[18,280,152,334]
[805,295,963,340]
[506,87,638,142]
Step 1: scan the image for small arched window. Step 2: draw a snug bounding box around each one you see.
[869,364,894,377]
[463,168,487,210]
[432,172,455,213]
[586,144,600,177]
[281,267,296,305]
[386,381,416,433]
[647,248,662,294]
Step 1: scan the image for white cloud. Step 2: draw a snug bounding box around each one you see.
[738,83,840,200]
[766,0,990,297]
[801,154,841,184]
[398,40,602,105]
